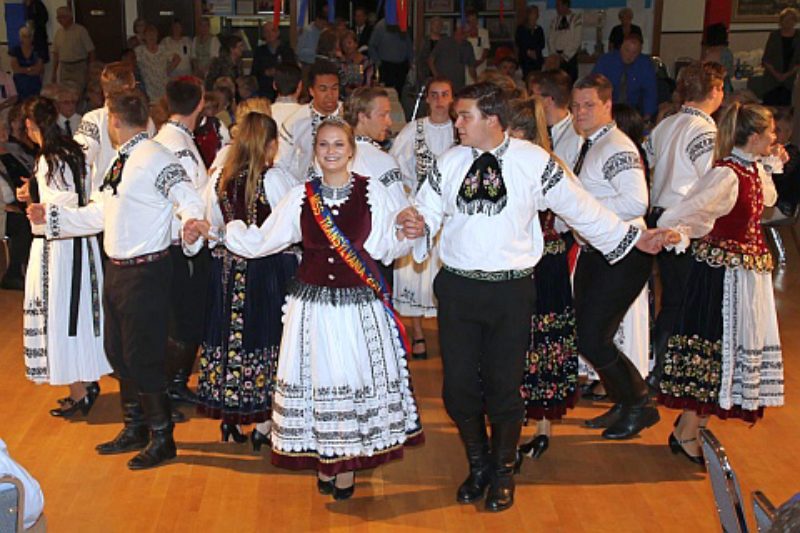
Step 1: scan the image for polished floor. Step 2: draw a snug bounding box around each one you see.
[1,234,798,532]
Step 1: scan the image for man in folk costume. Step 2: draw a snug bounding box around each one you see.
[530,69,583,167]
[153,76,210,406]
[569,74,658,439]
[390,76,457,358]
[277,60,342,182]
[400,82,670,511]
[28,90,207,470]
[73,62,156,191]
[547,0,583,82]
[643,61,726,390]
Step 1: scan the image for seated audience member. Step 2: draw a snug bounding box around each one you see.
[0,438,44,530]
[236,75,259,101]
[55,83,81,136]
[270,64,303,132]
[592,33,657,122]
[608,7,643,51]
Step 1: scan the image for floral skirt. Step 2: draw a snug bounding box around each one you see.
[196,249,298,424]
[521,247,579,421]
[658,258,783,422]
[270,281,424,476]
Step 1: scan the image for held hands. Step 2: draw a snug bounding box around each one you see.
[770,143,789,165]
[26,203,46,225]
[183,219,211,245]
[16,177,30,203]
[635,228,682,254]
[395,206,426,241]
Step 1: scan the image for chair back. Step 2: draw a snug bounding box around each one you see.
[699,428,749,533]
[752,491,776,532]
[0,475,24,532]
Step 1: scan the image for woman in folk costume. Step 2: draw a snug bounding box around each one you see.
[195,112,298,449]
[219,118,423,500]
[390,76,457,358]
[22,96,111,417]
[655,103,785,464]
[506,97,579,465]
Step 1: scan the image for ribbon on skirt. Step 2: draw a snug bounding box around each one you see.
[305,179,412,356]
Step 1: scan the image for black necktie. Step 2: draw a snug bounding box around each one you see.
[64,119,72,136]
[618,66,630,104]
[573,139,591,175]
[100,152,129,195]
[546,126,553,144]
[559,16,569,30]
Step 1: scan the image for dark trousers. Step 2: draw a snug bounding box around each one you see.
[3,212,32,281]
[379,60,409,101]
[652,250,692,360]
[168,245,210,344]
[103,256,172,393]
[562,54,579,83]
[573,248,652,371]
[434,269,535,424]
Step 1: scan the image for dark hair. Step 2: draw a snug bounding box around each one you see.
[23,96,87,194]
[538,69,573,108]
[705,23,729,46]
[274,64,302,96]
[426,75,454,95]
[676,61,726,103]
[509,97,550,151]
[220,34,243,55]
[344,86,389,127]
[309,60,340,87]
[166,76,204,116]
[613,103,645,144]
[316,29,340,58]
[455,82,510,129]
[108,89,150,128]
[772,106,793,123]
[622,32,643,46]
[574,73,613,102]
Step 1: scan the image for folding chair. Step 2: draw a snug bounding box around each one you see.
[699,428,749,533]
[752,490,777,532]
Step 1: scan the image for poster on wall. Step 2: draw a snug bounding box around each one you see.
[732,0,798,22]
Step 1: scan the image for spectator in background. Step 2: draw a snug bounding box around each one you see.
[762,7,800,106]
[236,75,259,102]
[24,0,49,64]
[251,22,296,101]
[120,48,145,93]
[416,16,445,89]
[592,33,658,122]
[429,23,476,93]
[7,104,38,158]
[353,7,373,53]
[136,25,179,101]
[55,83,81,136]
[191,18,221,80]
[270,64,302,134]
[10,26,44,101]
[702,23,734,96]
[195,91,231,169]
[769,107,800,219]
[368,18,413,99]
[465,9,491,85]
[51,6,95,95]
[297,11,328,71]
[516,5,545,80]
[161,19,193,78]
[205,35,244,91]
[0,70,18,113]
[128,17,148,49]
[547,0,582,81]
[608,8,643,52]
[213,82,236,128]
[340,29,374,98]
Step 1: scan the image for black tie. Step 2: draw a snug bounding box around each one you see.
[546,125,553,144]
[573,139,591,175]
[559,16,569,30]
[64,119,72,136]
[100,152,129,195]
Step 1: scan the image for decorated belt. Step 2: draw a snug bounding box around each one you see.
[108,249,169,267]
[443,264,534,282]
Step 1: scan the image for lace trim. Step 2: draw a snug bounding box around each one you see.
[155,163,190,198]
[287,280,377,306]
[692,240,773,273]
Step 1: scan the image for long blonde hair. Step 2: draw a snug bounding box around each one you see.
[508,97,551,151]
[714,102,773,160]
[230,97,272,137]
[219,112,278,209]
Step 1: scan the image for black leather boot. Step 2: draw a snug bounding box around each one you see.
[583,373,622,429]
[166,338,199,404]
[485,420,522,512]
[128,392,177,470]
[646,328,669,393]
[454,417,492,504]
[602,356,660,440]
[96,379,148,455]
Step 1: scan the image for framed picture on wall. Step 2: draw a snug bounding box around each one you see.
[486,16,515,41]
[425,0,454,12]
[425,17,453,36]
[732,0,795,23]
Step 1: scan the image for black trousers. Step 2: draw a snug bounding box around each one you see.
[652,250,692,360]
[379,60,409,101]
[103,256,172,393]
[168,245,210,344]
[562,54,579,83]
[573,248,653,371]
[434,269,535,424]
[3,212,32,281]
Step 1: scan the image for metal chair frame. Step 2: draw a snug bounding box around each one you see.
[699,428,749,533]
[752,490,777,532]
[0,475,24,533]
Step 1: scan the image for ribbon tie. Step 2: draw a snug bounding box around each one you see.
[456,152,507,216]
[100,152,129,196]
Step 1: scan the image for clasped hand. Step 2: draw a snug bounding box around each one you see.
[395,206,425,240]
[183,219,211,245]
[635,228,682,254]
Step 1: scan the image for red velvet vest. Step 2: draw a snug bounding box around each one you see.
[296,174,381,288]
[218,170,271,226]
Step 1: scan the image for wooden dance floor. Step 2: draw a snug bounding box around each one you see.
[2,236,799,532]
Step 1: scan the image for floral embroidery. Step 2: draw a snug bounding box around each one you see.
[660,333,723,404]
[692,240,773,273]
[155,163,190,198]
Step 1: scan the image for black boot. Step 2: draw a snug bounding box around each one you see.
[584,374,622,429]
[166,338,199,404]
[646,328,669,393]
[128,392,177,470]
[601,356,660,440]
[96,379,148,455]
[454,417,492,504]
[485,420,522,512]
